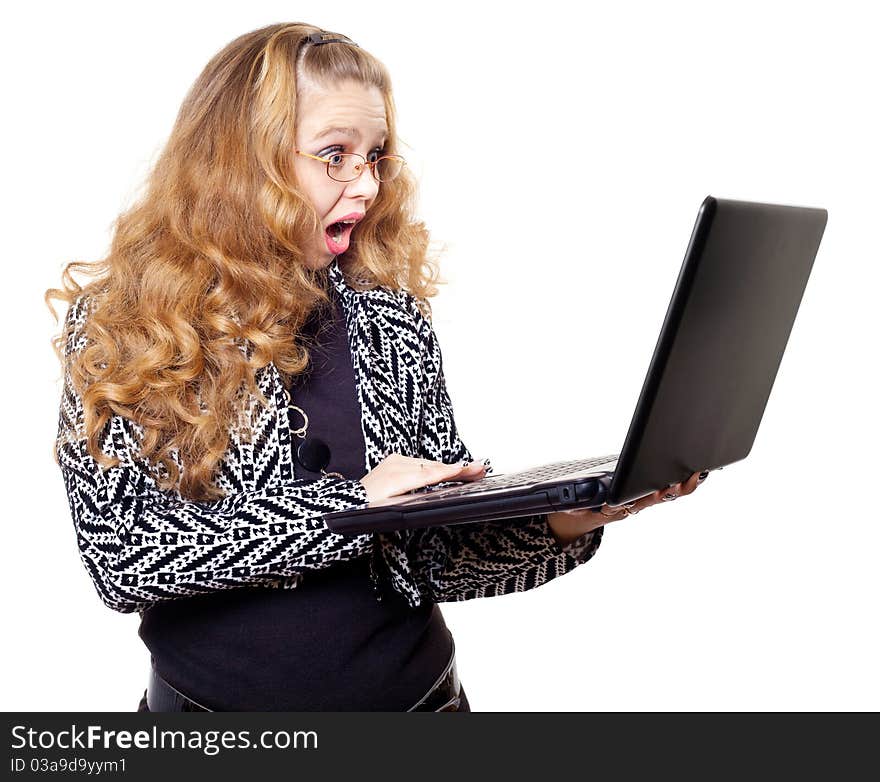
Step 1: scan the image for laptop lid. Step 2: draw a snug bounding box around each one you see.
[606,195,827,504]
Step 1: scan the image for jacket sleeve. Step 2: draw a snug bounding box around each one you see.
[55,297,373,615]
[403,295,603,604]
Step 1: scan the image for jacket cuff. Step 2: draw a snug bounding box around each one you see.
[556,524,604,563]
[333,476,370,507]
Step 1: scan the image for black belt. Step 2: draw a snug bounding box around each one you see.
[406,644,462,712]
[146,649,463,712]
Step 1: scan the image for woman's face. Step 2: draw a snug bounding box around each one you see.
[293,79,388,270]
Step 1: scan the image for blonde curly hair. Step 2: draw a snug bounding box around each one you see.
[46,22,443,501]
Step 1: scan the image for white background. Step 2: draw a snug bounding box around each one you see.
[3,0,877,711]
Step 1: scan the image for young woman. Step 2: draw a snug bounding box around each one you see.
[47,23,706,712]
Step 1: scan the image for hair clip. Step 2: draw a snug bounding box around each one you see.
[306,31,359,47]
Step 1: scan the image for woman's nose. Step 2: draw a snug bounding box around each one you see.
[344,161,381,200]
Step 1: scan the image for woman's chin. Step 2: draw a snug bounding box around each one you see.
[302,253,336,271]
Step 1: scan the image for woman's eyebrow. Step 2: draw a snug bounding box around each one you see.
[312,125,389,142]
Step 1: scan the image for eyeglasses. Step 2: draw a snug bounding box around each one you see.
[294,149,406,183]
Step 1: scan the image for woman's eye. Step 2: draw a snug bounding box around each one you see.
[318,147,345,165]
[317,149,343,165]
[319,146,385,165]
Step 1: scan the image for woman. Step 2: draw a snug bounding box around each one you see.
[47,23,706,712]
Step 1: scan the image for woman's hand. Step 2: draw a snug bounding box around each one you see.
[547,469,710,545]
[359,453,487,503]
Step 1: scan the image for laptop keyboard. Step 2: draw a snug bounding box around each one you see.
[414,454,619,500]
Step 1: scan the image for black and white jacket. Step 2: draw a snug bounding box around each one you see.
[56,259,603,615]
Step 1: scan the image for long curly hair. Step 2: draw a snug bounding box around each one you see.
[45,22,443,502]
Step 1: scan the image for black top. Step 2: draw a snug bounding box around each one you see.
[138,285,453,711]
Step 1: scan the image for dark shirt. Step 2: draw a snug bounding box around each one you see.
[138,286,453,711]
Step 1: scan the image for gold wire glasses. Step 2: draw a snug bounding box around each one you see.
[294,149,406,183]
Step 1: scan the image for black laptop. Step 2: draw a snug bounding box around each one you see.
[324,196,828,535]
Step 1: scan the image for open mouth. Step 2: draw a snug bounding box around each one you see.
[324,219,357,253]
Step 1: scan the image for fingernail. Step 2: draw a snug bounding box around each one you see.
[698,470,709,482]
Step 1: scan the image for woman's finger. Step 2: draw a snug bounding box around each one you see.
[604,492,654,517]
[424,460,485,485]
[584,468,708,520]
[680,470,707,496]
[679,472,698,496]
[410,457,469,473]
[458,463,488,482]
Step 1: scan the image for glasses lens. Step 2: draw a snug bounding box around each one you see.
[375,156,404,182]
[326,153,405,182]
[327,153,363,182]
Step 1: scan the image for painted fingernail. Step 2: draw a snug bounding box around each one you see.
[663,492,678,501]
[698,470,709,482]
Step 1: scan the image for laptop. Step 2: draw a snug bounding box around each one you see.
[324,196,828,535]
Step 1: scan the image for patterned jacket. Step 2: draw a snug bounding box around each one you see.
[56,259,603,615]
